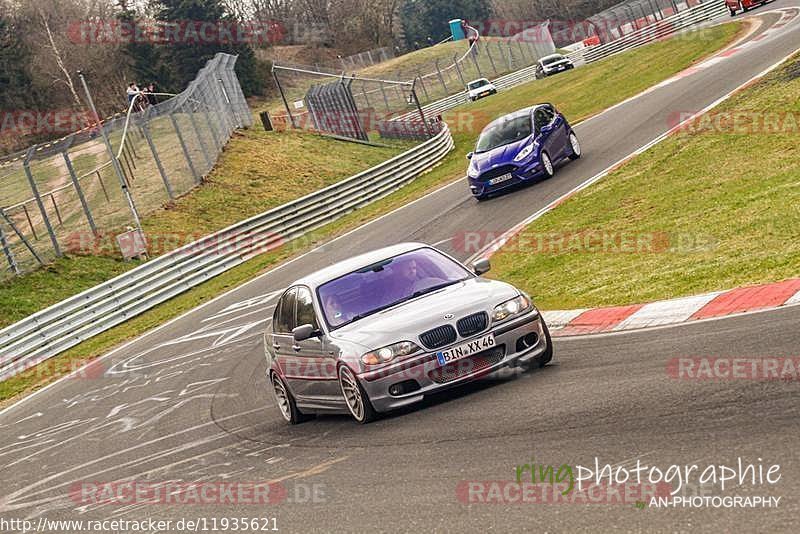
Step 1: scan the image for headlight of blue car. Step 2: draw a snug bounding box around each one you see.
[467,165,480,178]
[513,142,537,162]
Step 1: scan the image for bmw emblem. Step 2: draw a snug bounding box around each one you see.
[444,313,455,320]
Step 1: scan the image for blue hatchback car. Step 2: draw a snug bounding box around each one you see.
[466,104,581,200]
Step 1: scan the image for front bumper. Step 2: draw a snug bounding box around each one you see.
[468,159,546,197]
[358,310,548,413]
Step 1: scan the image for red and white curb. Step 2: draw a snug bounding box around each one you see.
[544,278,800,336]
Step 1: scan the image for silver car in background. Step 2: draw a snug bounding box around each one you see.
[264,243,553,424]
[535,53,575,79]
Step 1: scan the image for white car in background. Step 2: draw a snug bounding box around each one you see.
[467,78,497,102]
[535,54,575,79]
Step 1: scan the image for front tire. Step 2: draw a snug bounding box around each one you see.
[541,151,555,178]
[568,131,581,160]
[537,321,554,368]
[338,365,377,424]
[730,8,736,15]
[271,372,312,424]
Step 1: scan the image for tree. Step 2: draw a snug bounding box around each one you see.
[400,0,492,50]
[0,14,37,110]
[151,0,265,95]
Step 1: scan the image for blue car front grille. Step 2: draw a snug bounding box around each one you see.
[477,165,516,182]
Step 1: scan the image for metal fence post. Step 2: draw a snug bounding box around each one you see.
[453,55,466,87]
[169,112,202,184]
[361,81,371,109]
[63,152,98,236]
[185,107,213,171]
[505,43,515,69]
[485,42,499,76]
[471,47,483,78]
[78,71,143,235]
[23,151,61,257]
[516,40,528,64]
[416,70,430,101]
[141,120,175,199]
[0,225,20,275]
[379,82,391,112]
[435,59,448,93]
[0,208,44,266]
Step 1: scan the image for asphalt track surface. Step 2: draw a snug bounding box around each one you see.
[1,5,799,532]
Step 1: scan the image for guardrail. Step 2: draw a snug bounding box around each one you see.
[567,0,729,65]
[0,125,455,382]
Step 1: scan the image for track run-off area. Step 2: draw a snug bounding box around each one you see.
[1,3,800,532]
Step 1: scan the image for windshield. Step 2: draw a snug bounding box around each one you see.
[475,115,532,152]
[468,79,489,90]
[317,248,472,328]
[542,55,565,66]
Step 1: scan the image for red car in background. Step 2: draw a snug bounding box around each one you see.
[727,0,770,16]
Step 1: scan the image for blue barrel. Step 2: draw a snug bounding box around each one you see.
[449,19,465,41]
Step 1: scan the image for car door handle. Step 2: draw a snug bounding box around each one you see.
[292,344,302,352]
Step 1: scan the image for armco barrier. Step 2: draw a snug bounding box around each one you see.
[567,0,729,65]
[0,125,454,381]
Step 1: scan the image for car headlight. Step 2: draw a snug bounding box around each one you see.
[513,142,536,162]
[361,341,421,366]
[467,165,480,178]
[491,294,532,323]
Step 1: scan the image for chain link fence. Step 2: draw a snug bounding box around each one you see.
[581,0,710,45]
[269,24,555,138]
[0,53,252,280]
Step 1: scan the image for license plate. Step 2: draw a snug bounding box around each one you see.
[436,333,496,366]
[480,91,490,96]
[488,173,512,185]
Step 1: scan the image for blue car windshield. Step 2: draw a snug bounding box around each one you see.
[317,248,472,329]
[475,115,532,152]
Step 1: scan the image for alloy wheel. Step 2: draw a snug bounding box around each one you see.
[271,373,292,422]
[339,366,365,421]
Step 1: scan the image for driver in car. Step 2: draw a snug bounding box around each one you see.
[385,258,420,303]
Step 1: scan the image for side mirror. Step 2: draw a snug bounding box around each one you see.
[472,258,491,275]
[466,151,474,160]
[293,324,319,342]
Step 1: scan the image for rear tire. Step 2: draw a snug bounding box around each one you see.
[270,372,312,425]
[568,132,581,160]
[338,365,377,424]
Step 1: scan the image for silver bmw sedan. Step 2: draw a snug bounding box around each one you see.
[264,243,552,424]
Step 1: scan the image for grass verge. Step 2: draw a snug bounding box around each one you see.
[0,22,742,404]
[490,53,800,310]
